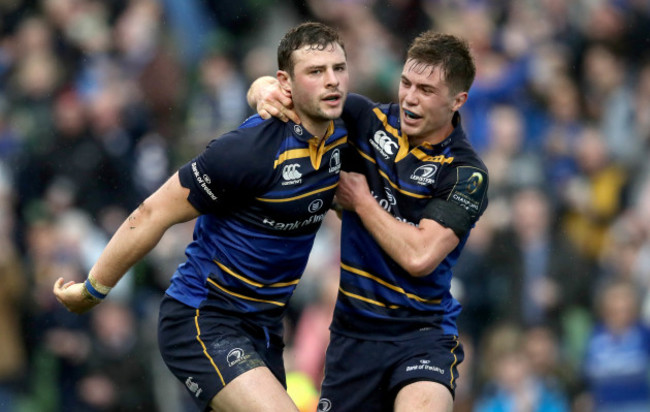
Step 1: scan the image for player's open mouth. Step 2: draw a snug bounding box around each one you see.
[323,94,341,103]
[403,109,422,119]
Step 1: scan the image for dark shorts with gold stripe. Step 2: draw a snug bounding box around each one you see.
[157,294,286,411]
[318,331,464,412]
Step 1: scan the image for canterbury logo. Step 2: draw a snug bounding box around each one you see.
[282,164,302,180]
[372,130,398,157]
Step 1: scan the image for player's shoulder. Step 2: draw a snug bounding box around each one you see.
[447,120,488,175]
[198,116,289,170]
[343,93,400,132]
[345,93,396,114]
[451,140,487,171]
[211,115,287,146]
[345,93,375,109]
[238,114,287,134]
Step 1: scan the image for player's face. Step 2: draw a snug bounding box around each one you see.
[283,43,348,128]
[398,59,466,145]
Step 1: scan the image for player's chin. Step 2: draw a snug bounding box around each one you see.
[322,106,344,120]
[400,123,420,137]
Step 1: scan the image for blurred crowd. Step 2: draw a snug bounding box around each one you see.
[1,0,650,411]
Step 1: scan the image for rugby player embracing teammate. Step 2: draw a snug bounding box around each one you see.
[54,22,349,412]
[249,31,488,412]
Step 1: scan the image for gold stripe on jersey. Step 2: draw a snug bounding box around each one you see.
[307,121,334,170]
[372,107,410,161]
[272,122,347,170]
[348,140,432,199]
[339,286,400,309]
[195,309,226,386]
[256,182,338,203]
[349,140,377,165]
[410,147,454,164]
[377,168,432,199]
[214,260,300,288]
[273,148,311,169]
[207,278,285,306]
[341,262,442,304]
[307,134,348,170]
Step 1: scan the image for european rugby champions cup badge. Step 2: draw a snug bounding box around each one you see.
[450,166,487,218]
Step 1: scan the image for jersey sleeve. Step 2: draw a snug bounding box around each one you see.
[178,126,274,214]
[422,165,489,239]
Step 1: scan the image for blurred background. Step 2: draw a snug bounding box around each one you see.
[1,0,650,411]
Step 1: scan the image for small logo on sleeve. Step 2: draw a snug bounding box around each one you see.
[191,162,217,201]
[466,172,484,194]
[449,167,487,218]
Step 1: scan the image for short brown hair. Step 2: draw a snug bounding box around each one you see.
[406,32,476,95]
[277,22,345,77]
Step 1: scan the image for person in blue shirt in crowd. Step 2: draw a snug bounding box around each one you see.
[250,30,488,412]
[582,280,650,412]
[53,22,349,412]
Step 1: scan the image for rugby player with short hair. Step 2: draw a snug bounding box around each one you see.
[249,31,488,412]
[53,22,349,412]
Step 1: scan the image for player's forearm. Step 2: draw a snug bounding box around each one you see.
[353,199,434,277]
[89,173,199,289]
[88,202,172,287]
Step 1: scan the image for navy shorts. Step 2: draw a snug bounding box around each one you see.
[157,295,286,411]
[317,331,464,412]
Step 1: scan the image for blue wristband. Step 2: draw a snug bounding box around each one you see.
[84,278,107,300]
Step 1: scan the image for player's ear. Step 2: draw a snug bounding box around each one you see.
[451,91,468,112]
[277,70,292,96]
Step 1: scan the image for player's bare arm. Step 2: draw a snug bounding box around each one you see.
[336,171,459,277]
[53,172,200,313]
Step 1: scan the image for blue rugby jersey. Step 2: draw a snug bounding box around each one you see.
[166,115,346,335]
[332,94,488,340]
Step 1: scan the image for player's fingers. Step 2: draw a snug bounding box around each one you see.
[53,277,64,292]
[283,108,301,125]
[259,109,271,120]
[278,94,294,109]
[265,104,289,122]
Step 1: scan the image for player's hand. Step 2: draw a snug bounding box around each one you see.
[335,171,373,212]
[248,77,301,124]
[53,277,101,314]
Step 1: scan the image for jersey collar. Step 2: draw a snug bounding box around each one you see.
[419,111,463,151]
[289,120,335,143]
